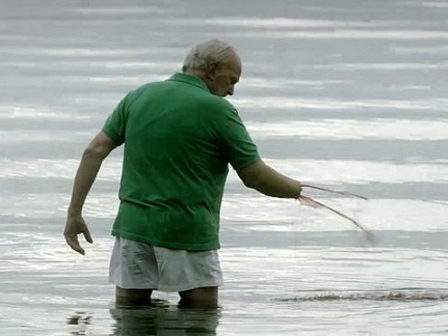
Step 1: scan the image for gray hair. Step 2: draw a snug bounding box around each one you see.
[182,39,238,72]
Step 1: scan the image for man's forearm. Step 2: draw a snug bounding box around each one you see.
[238,160,302,199]
[250,164,302,199]
[67,149,105,216]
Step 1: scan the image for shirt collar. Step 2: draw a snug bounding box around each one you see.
[167,72,210,93]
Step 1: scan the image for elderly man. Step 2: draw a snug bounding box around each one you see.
[64,39,302,309]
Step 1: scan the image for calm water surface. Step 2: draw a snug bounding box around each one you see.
[1,0,448,335]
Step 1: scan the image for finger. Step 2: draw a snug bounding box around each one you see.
[83,228,93,244]
[65,235,85,255]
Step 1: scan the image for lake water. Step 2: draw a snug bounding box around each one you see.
[1,0,448,335]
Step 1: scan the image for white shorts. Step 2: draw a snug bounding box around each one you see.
[108,237,223,292]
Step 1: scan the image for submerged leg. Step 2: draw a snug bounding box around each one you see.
[115,286,153,307]
[178,287,218,309]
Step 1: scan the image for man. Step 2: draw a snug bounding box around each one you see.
[64,39,303,309]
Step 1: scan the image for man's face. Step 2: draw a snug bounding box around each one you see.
[207,54,241,97]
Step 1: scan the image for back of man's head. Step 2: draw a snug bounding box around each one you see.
[182,39,238,72]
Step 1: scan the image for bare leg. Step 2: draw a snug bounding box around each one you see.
[115,286,153,307]
[178,287,218,309]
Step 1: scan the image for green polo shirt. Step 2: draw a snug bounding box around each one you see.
[102,72,260,251]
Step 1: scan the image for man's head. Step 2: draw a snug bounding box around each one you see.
[182,39,241,97]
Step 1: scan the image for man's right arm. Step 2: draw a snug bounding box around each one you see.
[237,159,302,199]
[64,131,116,255]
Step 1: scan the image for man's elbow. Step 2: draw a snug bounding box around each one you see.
[82,144,110,161]
[237,160,265,190]
[82,131,116,160]
[241,174,262,190]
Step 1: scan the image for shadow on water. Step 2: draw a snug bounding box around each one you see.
[276,288,448,302]
[67,300,220,336]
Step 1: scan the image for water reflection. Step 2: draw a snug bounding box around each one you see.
[109,305,220,336]
[66,312,92,336]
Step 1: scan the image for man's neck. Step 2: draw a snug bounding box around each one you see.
[183,69,212,92]
[184,69,205,80]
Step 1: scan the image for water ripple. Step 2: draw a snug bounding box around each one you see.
[231,29,448,40]
[277,288,448,302]
[246,119,448,140]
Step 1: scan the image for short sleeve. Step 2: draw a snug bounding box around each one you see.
[102,95,129,146]
[218,106,261,170]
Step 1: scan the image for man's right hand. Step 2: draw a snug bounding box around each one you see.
[64,215,93,255]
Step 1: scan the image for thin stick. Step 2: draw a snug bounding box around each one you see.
[298,195,375,244]
[302,184,368,200]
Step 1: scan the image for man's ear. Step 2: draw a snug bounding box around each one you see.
[205,62,220,80]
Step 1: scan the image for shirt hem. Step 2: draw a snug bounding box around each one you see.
[112,230,221,252]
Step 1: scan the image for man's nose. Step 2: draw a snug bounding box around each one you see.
[227,85,234,96]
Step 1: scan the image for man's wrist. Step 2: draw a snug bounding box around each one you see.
[67,207,82,217]
[295,183,303,199]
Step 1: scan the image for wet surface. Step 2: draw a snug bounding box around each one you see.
[1,0,448,335]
